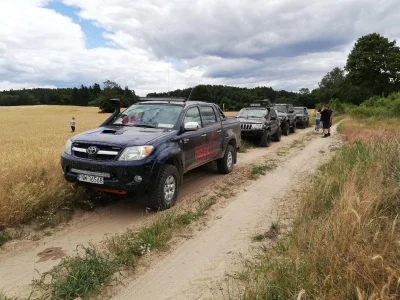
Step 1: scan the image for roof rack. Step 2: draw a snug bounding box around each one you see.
[138,97,187,103]
[248,99,272,108]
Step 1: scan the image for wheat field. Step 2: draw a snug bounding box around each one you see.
[0,106,111,227]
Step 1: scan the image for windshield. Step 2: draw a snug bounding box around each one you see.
[113,104,182,129]
[274,106,287,113]
[294,108,304,114]
[237,108,267,118]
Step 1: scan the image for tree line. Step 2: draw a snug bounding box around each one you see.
[1,33,399,112]
[0,80,138,112]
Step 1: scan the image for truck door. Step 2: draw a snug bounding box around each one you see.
[181,106,206,171]
[199,105,223,162]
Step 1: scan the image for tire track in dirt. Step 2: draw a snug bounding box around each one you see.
[111,125,341,300]
[0,127,315,298]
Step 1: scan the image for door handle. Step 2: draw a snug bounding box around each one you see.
[201,134,207,138]
[216,129,222,133]
[183,138,190,143]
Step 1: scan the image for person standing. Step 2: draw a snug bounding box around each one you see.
[70,117,76,133]
[320,105,332,138]
[315,109,321,131]
[328,107,334,136]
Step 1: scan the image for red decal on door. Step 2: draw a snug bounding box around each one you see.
[194,131,218,161]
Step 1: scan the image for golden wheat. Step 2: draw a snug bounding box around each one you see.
[0,105,110,227]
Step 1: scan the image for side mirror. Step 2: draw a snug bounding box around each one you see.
[184,122,200,131]
[270,116,277,120]
[289,110,294,113]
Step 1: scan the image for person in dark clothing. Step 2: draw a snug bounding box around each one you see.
[320,105,333,138]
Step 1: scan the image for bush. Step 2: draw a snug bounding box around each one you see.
[350,92,400,117]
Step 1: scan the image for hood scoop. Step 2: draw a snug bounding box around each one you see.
[101,129,123,135]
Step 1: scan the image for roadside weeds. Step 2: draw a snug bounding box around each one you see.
[236,118,400,300]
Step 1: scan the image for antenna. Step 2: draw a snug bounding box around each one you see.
[168,62,170,96]
[187,85,196,101]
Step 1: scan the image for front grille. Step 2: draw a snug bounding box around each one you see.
[72,142,123,161]
[241,123,253,130]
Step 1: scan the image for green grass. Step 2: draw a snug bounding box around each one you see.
[35,208,74,230]
[252,222,280,242]
[251,234,265,242]
[0,293,18,300]
[248,162,276,179]
[0,231,12,247]
[32,246,115,300]
[239,139,257,153]
[239,125,400,299]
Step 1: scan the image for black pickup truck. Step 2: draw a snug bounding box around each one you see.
[274,103,297,136]
[61,98,241,210]
[236,100,282,147]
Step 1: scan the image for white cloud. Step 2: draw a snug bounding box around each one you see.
[0,0,399,95]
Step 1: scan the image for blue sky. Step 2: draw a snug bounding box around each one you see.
[45,1,111,49]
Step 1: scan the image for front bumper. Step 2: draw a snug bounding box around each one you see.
[296,118,306,124]
[61,153,160,193]
[241,130,264,137]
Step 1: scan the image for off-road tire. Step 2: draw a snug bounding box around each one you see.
[290,121,296,133]
[260,130,271,147]
[306,119,309,127]
[217,145,235,174]
[145,164,180,211]
[302,121,307,129]
[272,127,282,142]
[282,121,290,136]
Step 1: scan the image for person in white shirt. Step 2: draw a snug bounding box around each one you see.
[315,109,321,131]
[70,117,76,132]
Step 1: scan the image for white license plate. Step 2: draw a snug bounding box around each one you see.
[77,174,104,185]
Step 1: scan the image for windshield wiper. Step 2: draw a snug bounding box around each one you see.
[133,124,157,128]
[112,123,127,126]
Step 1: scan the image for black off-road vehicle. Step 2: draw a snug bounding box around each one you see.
[236,100,282,147]
[274,103,297,136]
[294,107,309,129]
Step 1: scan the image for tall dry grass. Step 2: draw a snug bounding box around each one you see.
[0,106,110,228]
[240,118,400,299]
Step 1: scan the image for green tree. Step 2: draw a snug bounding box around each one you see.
[189,85,213,102]
[345,33,400,97]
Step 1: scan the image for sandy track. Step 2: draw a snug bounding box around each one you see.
[0,127,315,297]
[111,125,341,300]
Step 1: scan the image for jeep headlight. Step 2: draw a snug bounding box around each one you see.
[64,139,72,155]
[252,124,263,130]
[118,146,154,161]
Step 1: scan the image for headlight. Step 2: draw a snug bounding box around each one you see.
[252,124,263,130]
[118,146,154,161]
[64,139,72,155]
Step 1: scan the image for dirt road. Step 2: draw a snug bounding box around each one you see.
[0,126,328,298]
[111,125,341,300]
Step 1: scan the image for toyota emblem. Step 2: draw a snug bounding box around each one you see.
[87,146,97,154]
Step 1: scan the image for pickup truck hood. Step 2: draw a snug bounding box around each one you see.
[236,117,263,124]
[71,125,176,146]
